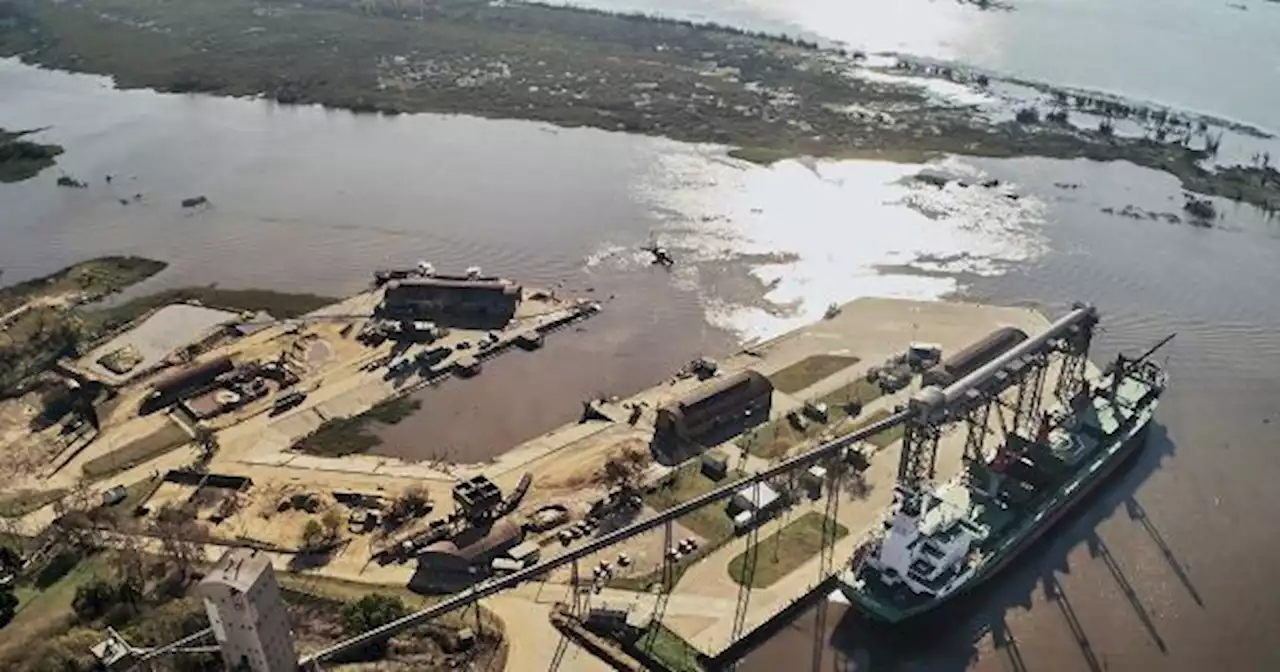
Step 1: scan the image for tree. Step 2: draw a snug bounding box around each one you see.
[321,507,343,541]
[72,574,140,624]
[300,519,326,550]
[72,578,117,622]
[154,516,206,587]
[388,486,429,523]
[0,588,17,628]
[339,594,408,657]
[600,444,650,491]
[193,426,220,464]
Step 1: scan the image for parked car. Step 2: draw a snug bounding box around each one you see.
[102,485,127,507]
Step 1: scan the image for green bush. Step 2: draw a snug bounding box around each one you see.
[34,550,80,589]
[339,593,409,658]
[0,588,17,628]
[72,575,142,623]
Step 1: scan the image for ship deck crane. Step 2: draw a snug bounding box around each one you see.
[893,303,1101,512]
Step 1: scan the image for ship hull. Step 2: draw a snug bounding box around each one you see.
[840,404,1158,624]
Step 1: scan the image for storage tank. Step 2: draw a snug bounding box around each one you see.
[922,327,1028,388]
[143,356,234,412]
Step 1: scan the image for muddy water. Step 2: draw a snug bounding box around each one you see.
[5,53,1280,669]
[737,157,1280,670]
[371,271,735,462]
[0,59,678,297]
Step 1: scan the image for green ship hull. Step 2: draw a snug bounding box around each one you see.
[839,359,1167,624]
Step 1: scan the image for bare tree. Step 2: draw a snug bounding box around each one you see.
[153,516,206,585]
[300,519,326,551]
[600,444,650,491]
[113,531,149,584]
[321,507,344,542]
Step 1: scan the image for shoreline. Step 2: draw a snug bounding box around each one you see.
[0,126,62,183]
[0,255,340,397]
[1,0,1277,211]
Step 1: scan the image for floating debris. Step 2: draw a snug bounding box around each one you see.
[1101,205,1183,225]
[912,171,951,189]
[641,240,675,267]
[181,195,209,208]
[1183,194,1217,222]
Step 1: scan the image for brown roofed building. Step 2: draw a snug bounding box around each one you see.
[380,277,522,326]
[409,519,525,594]
[655,370,773,448]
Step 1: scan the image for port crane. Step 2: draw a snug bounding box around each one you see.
[893,303,1101,516]
[130,303,1170,671]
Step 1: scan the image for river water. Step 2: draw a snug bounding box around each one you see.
[2,0,1280,663]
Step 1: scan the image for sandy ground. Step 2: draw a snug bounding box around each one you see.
[0,393,63,479]
[4,297,1078,671]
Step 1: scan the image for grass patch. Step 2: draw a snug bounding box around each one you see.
[279,572,434,608]
[844,408,905,449]
[741,377,890,459]
[768,354,860,395]
[95,474,166,529]
[276,572,503,633]
[727,512,848,589]
[0,127,63,183]
[815,377,884,412]
[0,256,166,315]
[294,396,423,457]
[633,622,705,672]
[727,146,797,166]
[642,462,741,543]
[81,285,339,335]
[0,487,69,518]
[362,396,422,424]
[739,419,812,460]
[81,417,192,479]
[613,463,744,591]
[0,552,110,661]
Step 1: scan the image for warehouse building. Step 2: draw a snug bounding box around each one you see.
[654,370,773,452]
[379,277,522,326]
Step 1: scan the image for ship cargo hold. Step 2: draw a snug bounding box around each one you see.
[839,308,1169,624]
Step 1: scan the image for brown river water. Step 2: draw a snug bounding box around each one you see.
[3,57,1280,670]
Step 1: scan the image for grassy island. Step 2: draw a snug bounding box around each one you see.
[0,0,1277,210]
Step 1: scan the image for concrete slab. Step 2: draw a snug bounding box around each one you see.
[80,303,240,384]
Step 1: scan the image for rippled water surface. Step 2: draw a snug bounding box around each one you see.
[4,42,1280,669]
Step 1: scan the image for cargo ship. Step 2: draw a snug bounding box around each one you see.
[838,311,1170,624]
